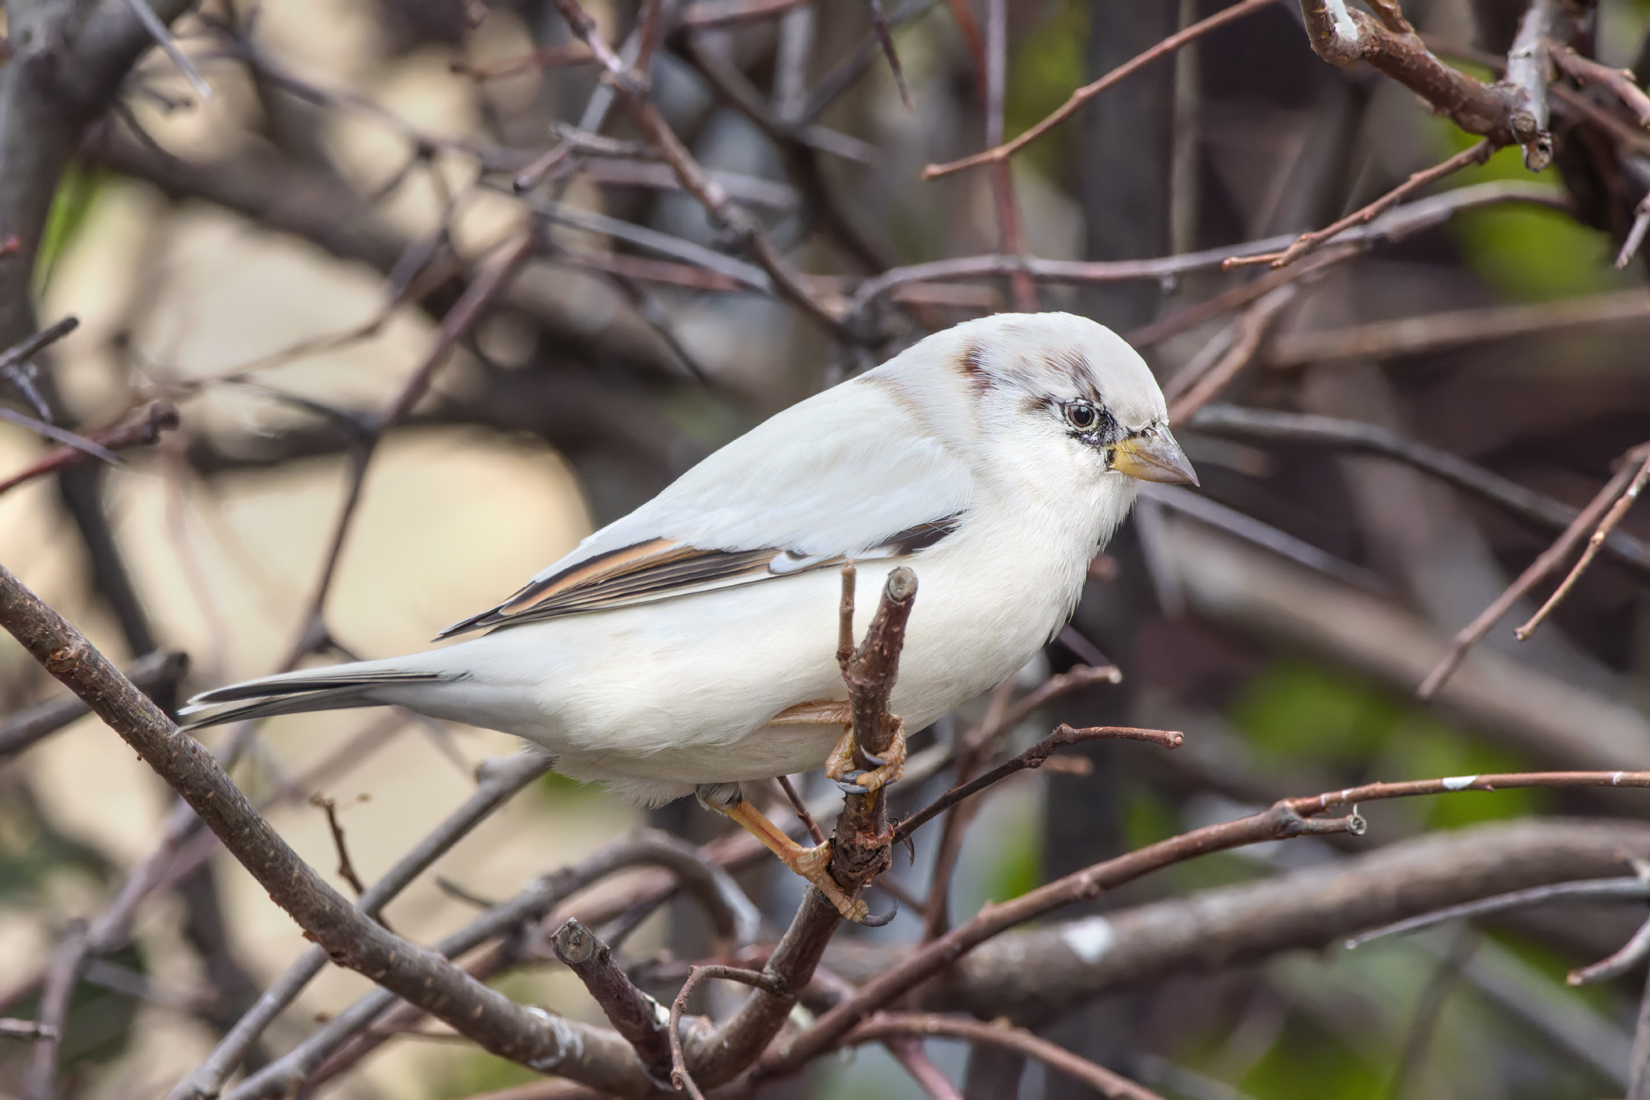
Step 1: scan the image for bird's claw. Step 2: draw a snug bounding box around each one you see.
[824,718,907,796]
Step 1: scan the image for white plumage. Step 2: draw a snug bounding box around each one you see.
[183,312,1194,807]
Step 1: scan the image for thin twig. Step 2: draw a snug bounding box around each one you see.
[843,1013,1169,1100]
[922,0,1280,178]
[897,724,1182,844]
[777,775,826,845]
[1223,140,1493,270]
[309,794,369,897]
[1187,405,1650,581]
[1570,912,1650,987]
[668,965,783,1099]
[23,922,87,1100]
[864,0,913,108]
[1516,450,1650,641]
[1167,284,1299,421]
[1347,876,1650,948]
[120,0,214,98]
[885,1036,966,1100]
[1418,444,1650,698]
[1551,44,1650,127]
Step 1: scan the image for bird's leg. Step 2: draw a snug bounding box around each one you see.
[699,790,869,923]
[825,716,907,795]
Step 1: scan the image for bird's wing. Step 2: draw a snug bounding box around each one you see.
[439,378,971,636]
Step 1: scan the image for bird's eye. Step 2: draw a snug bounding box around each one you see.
[1065,401,1099,431]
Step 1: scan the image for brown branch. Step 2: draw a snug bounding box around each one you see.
[896,724,1181,844]
[1185,405,1650,582]
[1552,45,1650,127]
[174,749,549,1100]
[844,1014,1167,1100]
[1166,283,1300,421]
[556,0,848,334]
[1418,443,1650,699]
[922,0,1280,178]
[1223,140,1493,271]
[669,965,783,1099]
[0,402,180,496]
[552,920,674,1083]
[0,561,657,1096]
[1294,0,1540,154]
[0,648,188,763]
[885,1036,965,1100]
[1127,242,1360,348]
[777,775,826,845]
[673,568,918,1089]
[1569,912,1650,987]
[759,799,1362,1078]
[23,921,87,1100]
[847,180,1563,318]
[255,829,768,1097]
[935,819,1650,1024]
[309,795,369,898]
[1515,450,1650,641]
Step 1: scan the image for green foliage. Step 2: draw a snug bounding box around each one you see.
[35,161,107,295]
[1237,1012,1385,1100]
[1229,659,1400,768]
[1229,659,1546,828]
[1004,0,1089,182]
[3,946,145,1074]
[537,768,603,803]
[981,789,1043,904]
[429,1048,541,1099]
[1439,130,1629,302]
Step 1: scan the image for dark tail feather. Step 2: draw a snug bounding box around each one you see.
[179,668,444,731]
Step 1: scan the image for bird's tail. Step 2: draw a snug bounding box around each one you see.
[178,658,449,730]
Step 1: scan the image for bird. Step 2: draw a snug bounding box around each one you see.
[181,311,1196,920]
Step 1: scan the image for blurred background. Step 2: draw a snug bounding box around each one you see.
[7,0,1650,1097]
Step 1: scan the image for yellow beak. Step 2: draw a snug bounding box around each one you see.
[1110,427,1198,486]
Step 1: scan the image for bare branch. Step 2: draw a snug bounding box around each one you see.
[1294,0,1540,154]
[1223,141,1493,271]
[23,921,87,1100]
[1186,405,1650,581]
[552,920,674,1083]
[1516,450,1650,641]
[1419,444,1650,698]
[1552,44,1650,127]
[0,648,187,763]
[922,0,1279,179]
[0,402,180,497]
[896,723,1182,844]
[845,1014,1168,1100]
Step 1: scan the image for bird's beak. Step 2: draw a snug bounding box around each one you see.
[1111,427,1199,487]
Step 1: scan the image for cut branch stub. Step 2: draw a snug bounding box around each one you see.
[844,565,917,768]
[829,566,918,912]
[551,919,674,1082]
[1295,0,1542,155]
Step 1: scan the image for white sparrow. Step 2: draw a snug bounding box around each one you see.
[182,311,1195,918]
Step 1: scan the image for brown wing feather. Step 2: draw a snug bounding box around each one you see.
[438,540,801,635]
[438,511,965,638]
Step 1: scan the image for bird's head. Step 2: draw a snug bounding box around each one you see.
[889,311,1197,490]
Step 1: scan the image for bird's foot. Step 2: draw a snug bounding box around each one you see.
[701,794,870,922]
[781,840,869,923]
[825,717,907,795]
